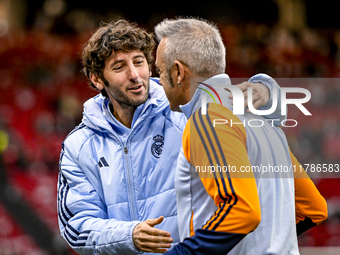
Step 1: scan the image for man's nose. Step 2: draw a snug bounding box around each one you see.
[128,65,139,81]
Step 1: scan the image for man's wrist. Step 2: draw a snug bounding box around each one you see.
[130,221,143,253]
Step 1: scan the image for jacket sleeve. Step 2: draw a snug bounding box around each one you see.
[166,104,261,255]
[248,73,286,126]
[58,139,142,255]
[289,150,328,235]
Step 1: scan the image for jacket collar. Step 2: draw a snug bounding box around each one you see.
[179,74,231,119]
[82,79,169,133]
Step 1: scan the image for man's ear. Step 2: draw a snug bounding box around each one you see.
[174,60,186,85]
[89,73,105,90]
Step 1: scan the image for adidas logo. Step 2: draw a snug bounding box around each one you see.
[98,157,109,168]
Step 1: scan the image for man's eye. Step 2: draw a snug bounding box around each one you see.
[114,66,123,71]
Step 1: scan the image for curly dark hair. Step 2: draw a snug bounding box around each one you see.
[82,19,156,96]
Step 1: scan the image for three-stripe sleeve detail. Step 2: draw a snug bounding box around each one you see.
[58,144,90,248]
[192,105,238,231]
[57,172,91,247]
[57,123,91,248]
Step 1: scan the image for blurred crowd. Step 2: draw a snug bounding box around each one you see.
[0,19,340,253]
[222,23,340,77]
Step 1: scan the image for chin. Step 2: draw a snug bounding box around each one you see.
[170,104,181,112]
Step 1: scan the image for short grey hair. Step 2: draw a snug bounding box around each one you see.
[154,18,226,78]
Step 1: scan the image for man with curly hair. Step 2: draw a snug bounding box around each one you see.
[57,19,285,254]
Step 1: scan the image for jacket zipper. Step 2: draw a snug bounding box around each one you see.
[123,107,152,221]
[123,146,138,220]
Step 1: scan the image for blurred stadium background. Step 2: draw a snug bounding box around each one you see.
[0,0,339,254]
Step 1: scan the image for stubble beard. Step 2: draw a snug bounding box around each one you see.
[105,80,150,108]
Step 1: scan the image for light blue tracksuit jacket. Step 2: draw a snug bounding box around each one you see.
[57,75,284,254]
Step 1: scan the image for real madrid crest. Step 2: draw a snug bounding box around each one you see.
[151,134,164,158]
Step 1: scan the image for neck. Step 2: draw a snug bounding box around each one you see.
[109,101,136,128]
[187,77,205,101]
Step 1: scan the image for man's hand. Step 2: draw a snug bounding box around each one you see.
[133,216,173,253]
[227,82,270,112]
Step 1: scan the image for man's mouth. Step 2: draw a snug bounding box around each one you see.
[128,84,144,93]
[129,85,142,90]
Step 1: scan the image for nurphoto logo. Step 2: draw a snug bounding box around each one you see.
[199,81,312,127]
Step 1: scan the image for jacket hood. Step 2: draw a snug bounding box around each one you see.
[82,79,169,133]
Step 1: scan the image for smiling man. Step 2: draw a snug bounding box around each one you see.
[89,50,150,127]
[57,19,290,255]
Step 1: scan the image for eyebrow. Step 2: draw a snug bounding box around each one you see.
[155,59,163,72]
[131,53,145,61]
